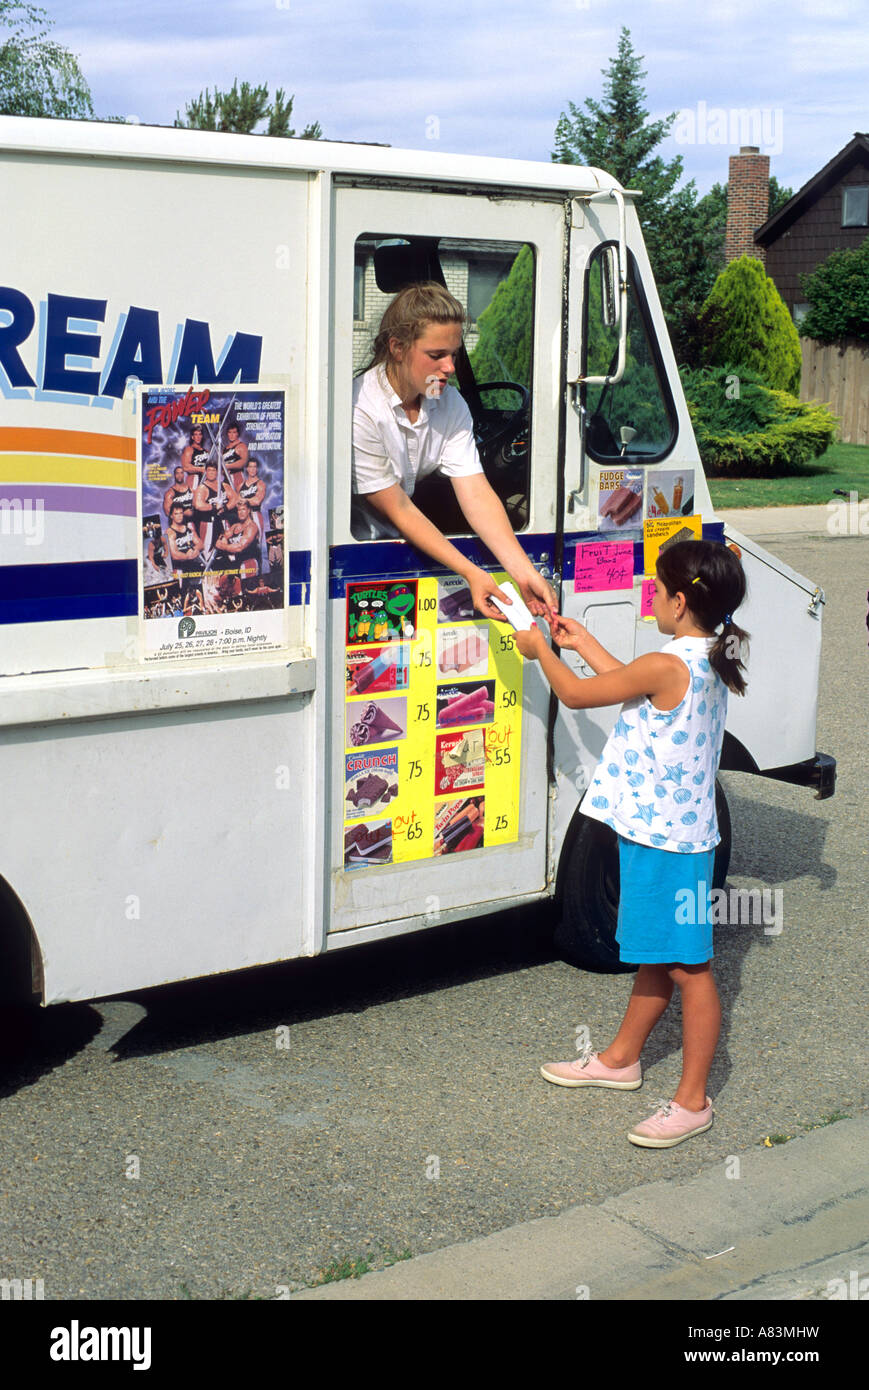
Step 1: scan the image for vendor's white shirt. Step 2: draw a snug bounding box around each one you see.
[352,364,483,499]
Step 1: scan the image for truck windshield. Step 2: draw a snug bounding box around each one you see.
[582,242,677,464]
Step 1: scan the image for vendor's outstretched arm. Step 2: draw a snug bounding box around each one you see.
[363,483,510,621]
[450,473,557,616]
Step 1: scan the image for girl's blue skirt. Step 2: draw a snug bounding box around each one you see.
[616,837,716,965]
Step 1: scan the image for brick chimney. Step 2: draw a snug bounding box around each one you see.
[725,146,769,264]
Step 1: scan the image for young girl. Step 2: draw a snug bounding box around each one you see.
[515,539,748,1148]
[352,281,555,622]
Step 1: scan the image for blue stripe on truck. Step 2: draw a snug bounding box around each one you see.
[0,551,313,624]
[0,559,138,624]
[329,531,558,598]
[330,524,725,595]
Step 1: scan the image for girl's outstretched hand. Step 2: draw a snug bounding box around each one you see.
[514,623,547,661]
[546,613,589,652]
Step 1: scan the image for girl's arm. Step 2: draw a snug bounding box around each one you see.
[548,615,623,674]
[515,624,687,711]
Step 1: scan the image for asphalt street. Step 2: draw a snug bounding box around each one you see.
[0,527,865,1301]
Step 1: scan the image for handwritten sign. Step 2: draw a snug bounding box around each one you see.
[640,577,656,619]
[574,541,634,594]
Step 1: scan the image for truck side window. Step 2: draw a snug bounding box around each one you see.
[582,243,677,464]
[352,235,535,536]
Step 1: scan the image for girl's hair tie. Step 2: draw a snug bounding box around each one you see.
[724,613,732,626]
[691,575,702,585]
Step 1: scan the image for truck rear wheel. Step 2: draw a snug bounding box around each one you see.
[554,780,732,973]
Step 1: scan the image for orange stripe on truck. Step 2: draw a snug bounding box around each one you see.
[0,428,137,461]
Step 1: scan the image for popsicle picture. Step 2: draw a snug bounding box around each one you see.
[437,626,489,678]
[436,681,496,727]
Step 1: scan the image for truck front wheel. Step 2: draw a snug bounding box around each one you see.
[553,780,732,973]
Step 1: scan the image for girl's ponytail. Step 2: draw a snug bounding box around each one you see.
[656,540,750,695]
[709,613,749,696]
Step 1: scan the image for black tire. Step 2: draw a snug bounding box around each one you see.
[554,780,731,973]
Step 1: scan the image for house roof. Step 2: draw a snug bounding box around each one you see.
[755,132,869,246]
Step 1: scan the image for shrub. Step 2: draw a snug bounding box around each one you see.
[799,240,869,343]
[680,364,838,475]
[699,256,802,393]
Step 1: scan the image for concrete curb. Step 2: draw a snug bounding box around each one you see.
[292,1115,868,1300]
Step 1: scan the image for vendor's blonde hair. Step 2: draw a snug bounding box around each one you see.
[364,282,466,370]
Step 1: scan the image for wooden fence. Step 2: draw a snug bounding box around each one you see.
[800,335,869,445]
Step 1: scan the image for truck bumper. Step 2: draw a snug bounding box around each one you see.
[759,752,837,800]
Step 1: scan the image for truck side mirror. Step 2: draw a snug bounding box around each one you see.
[600,246,620,329]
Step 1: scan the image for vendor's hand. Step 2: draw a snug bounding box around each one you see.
[468,569,510,622]
[516,568,558,620]
[514,624,547,661]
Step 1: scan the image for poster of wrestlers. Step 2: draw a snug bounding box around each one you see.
[139,386,287,661]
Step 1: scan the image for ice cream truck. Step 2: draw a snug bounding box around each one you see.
[0,117,834,1004]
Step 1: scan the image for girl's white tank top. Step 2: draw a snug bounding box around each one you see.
[579,635,728,854]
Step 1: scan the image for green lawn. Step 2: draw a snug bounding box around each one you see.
[705,442,869,508]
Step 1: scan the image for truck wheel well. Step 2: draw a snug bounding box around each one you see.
[719,731,759,774]
[0,876,43,1005]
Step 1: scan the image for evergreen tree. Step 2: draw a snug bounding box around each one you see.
[468,245,534,389]
[0,0,93,118]
[176,79,321,138]
[552,31,795,361]
[552,26,683,283]
[699,255,802,392]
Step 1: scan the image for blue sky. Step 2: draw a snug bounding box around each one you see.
[46,0,869,198]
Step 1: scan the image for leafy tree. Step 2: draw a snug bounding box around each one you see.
[698,255,802,393]
[798,240,869,343]
[0,0,93,118]
[176,79,321,139]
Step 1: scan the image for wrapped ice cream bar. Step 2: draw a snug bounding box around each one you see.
[603,485,642,525]
[439,629,487,675]
[453,823,484,852]
[345,822,392,858]
[347,773,390,808]
[352,649,396,694]
[437,686,489,726]
[439,587,474,621]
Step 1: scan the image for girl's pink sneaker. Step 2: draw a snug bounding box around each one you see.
[540,1049,642,1089]
[628,1097,713,1148]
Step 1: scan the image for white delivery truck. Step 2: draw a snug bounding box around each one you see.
[0,118,834,1003]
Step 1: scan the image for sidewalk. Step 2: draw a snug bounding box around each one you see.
[715,503,838,540]
[292,1114,867,1300]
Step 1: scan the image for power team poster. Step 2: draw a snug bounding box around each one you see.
[139,386,286,661]
[343,576,523,869]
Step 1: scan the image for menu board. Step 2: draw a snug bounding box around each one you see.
[342,575,523,870]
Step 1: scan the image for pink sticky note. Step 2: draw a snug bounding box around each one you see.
[640,577,656,618]
[574,541,634,594]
